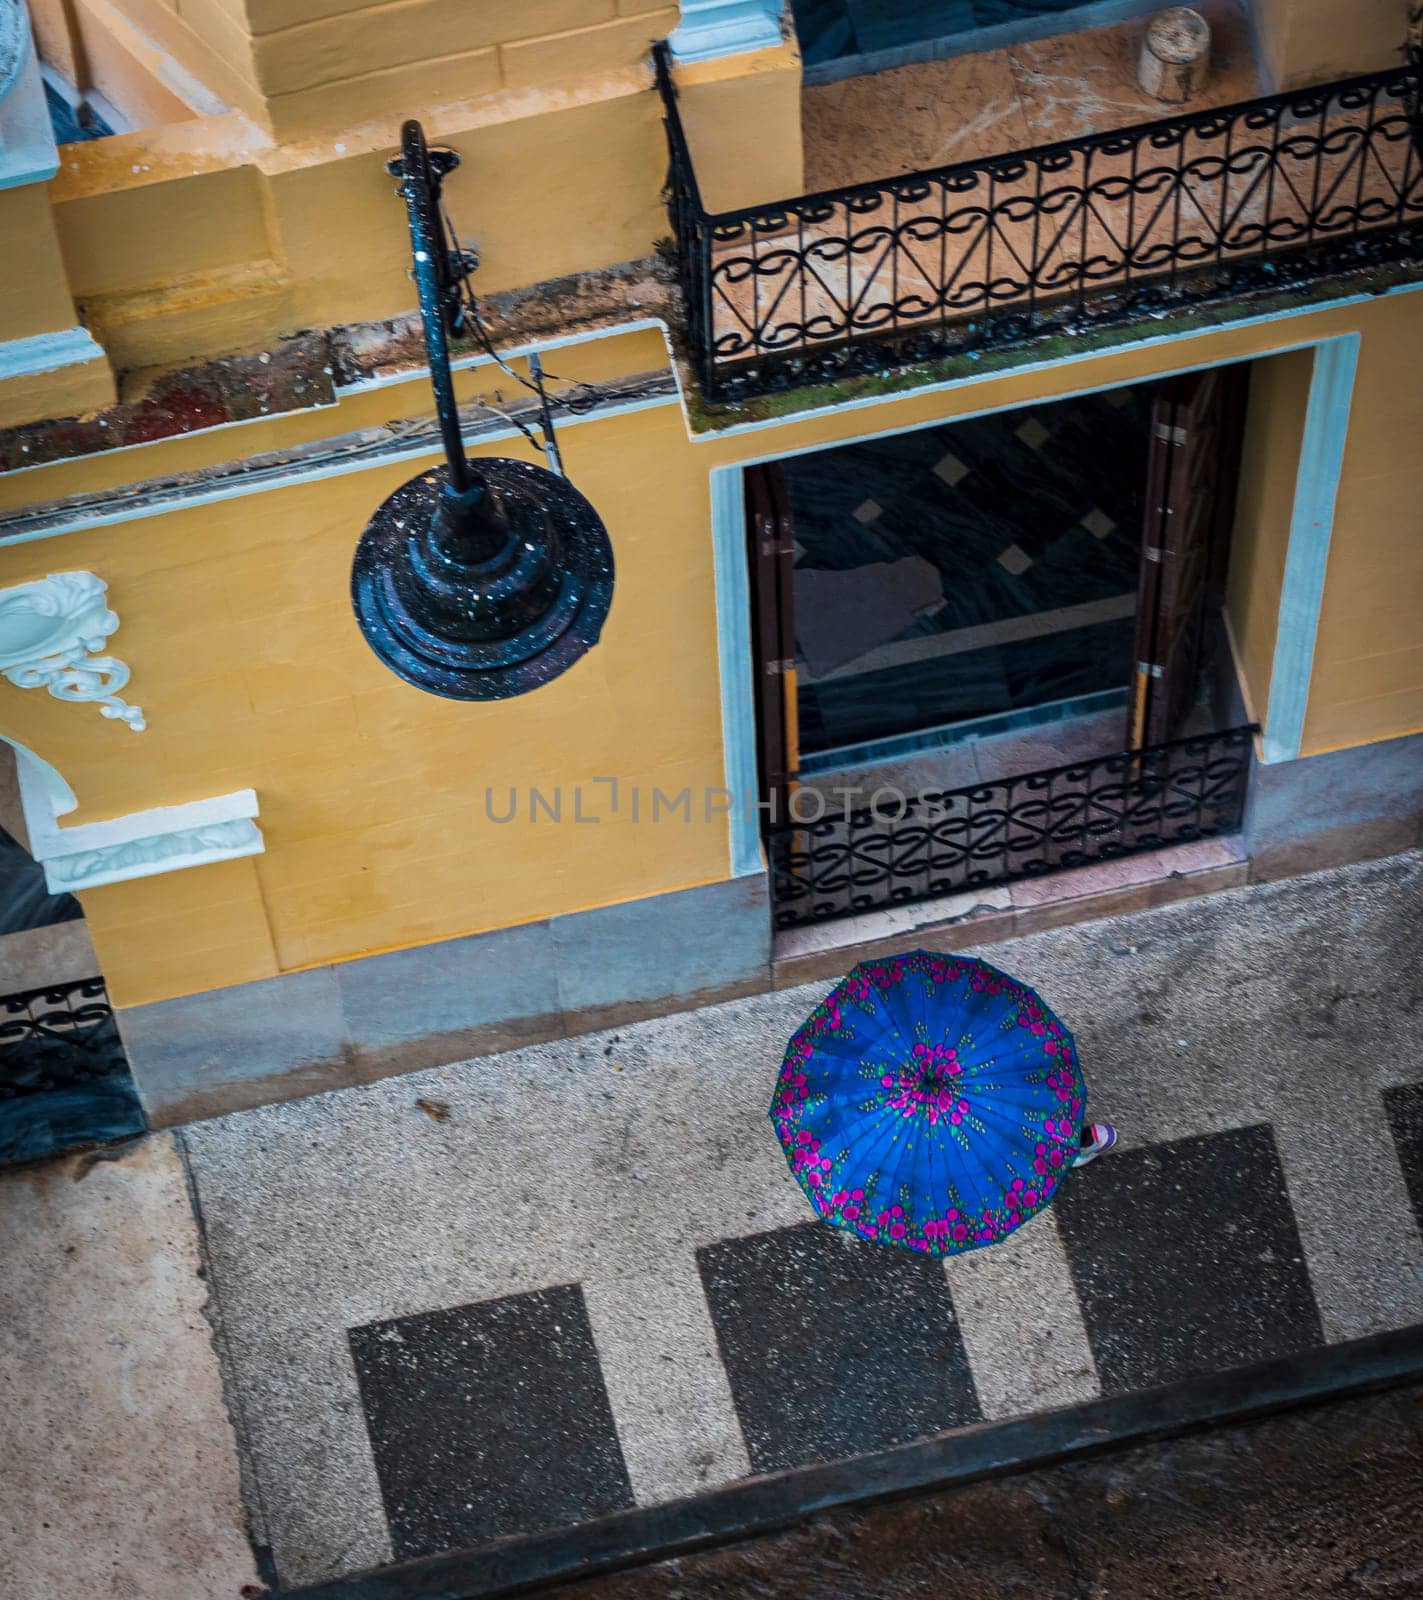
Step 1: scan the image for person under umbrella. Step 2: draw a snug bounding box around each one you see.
[772,950,1117,1255]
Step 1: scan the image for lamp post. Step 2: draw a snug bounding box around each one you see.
[351,120,614,700]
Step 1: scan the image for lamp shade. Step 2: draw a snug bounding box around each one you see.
[351,457,614,701]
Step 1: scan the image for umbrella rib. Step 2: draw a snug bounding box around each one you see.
[924,1113,961,1231]
[880,1106,922,1219]
[958,1106,1021,1213]
[837,1099,909,1196]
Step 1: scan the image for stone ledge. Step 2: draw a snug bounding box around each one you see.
[772,838,1249,990]
[0,257,669,475]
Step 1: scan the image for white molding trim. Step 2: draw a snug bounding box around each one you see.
[6,283,1422,547]
[0,570,145,729]
[0,389,679,545]
[706,328,1364,839]
[0,732,77,826]
[15,770,264,893]
[0,326,109,382]
[336,316,669,398]
[670,0,782,63]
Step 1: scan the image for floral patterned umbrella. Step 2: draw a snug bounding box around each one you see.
[770,950,1087,1255]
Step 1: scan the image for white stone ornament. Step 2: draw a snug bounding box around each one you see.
[42,815,263,891]
[0,571,145,730]
[5,741,264,894]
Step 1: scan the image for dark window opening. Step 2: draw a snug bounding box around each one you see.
[782,384,1154,759]
[791,0,1104,70]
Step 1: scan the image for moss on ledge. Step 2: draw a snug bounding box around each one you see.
[681,258,1423,434]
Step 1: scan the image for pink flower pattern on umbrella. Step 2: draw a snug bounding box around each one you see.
[771,951,1086,1257]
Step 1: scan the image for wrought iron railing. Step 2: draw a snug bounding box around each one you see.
[1,976,127,1085]
[654,44,1423,401]
[0,974,146,1165]
[766,725,1256,929]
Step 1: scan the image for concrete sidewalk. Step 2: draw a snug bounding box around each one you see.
[3,851,1421,1599]
[176,851,1423,1595]
[0,1136,262,1600]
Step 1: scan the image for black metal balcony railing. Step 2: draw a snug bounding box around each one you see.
[654,44,1423,401]
[766,725,1256,929]
[0,977,145,1165]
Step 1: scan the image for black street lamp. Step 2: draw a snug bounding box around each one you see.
[351,120,614,700]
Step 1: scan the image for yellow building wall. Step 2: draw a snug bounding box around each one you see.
[28,0,88,87]
[69,0,258,124]
[3,291,1422,1008]
[1301,292,1423,753]
[0,390,730,1007]
[40,54,747,387]
[84,0,684,137]
[12,8,800,424]
[675,41,806,212]
[0,186,88,344]
[1250,0,1408,89]
[1225,346,1313,724]
[0,187,118,427]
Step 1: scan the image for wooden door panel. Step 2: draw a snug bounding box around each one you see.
[745,464,798,829]
[1129,366,1245,749]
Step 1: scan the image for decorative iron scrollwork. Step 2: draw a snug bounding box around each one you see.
[765,726,1257,929]
[0,977,128,1098]
[654,45,1423,402]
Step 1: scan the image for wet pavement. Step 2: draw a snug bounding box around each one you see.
[178,850,1423,1593]
[532,1380,1423,1600]
[4,851,1421,1598]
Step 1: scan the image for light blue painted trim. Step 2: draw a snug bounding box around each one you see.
[0,316,669,481]
[0,732,78,827]
[1261,334,1360,764]
[698,278,1423,449]
[704,328,1364,832]
[0,31,59,191]
[336,317,669,396]
[670,0,782,64]
[1,384,338,481]
[709,464,763,878]
[0,326,106,381]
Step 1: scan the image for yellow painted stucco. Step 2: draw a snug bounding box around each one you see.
[0,185,90,344]
[1301,292,1423,753]
[39,73,672,382]
[674,40,806,211]
[4,288,1422,1007]
[0,186,117,426]
[0,386,732,1005]
[1249,0,1408,90]
[2,0,1421,1012]
[1225,346,1313,724]
[0,0,806,428]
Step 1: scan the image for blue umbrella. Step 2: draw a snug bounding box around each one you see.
[771,950,1087,1255]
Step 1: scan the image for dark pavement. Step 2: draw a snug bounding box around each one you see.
[538,1382,1423,1600]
